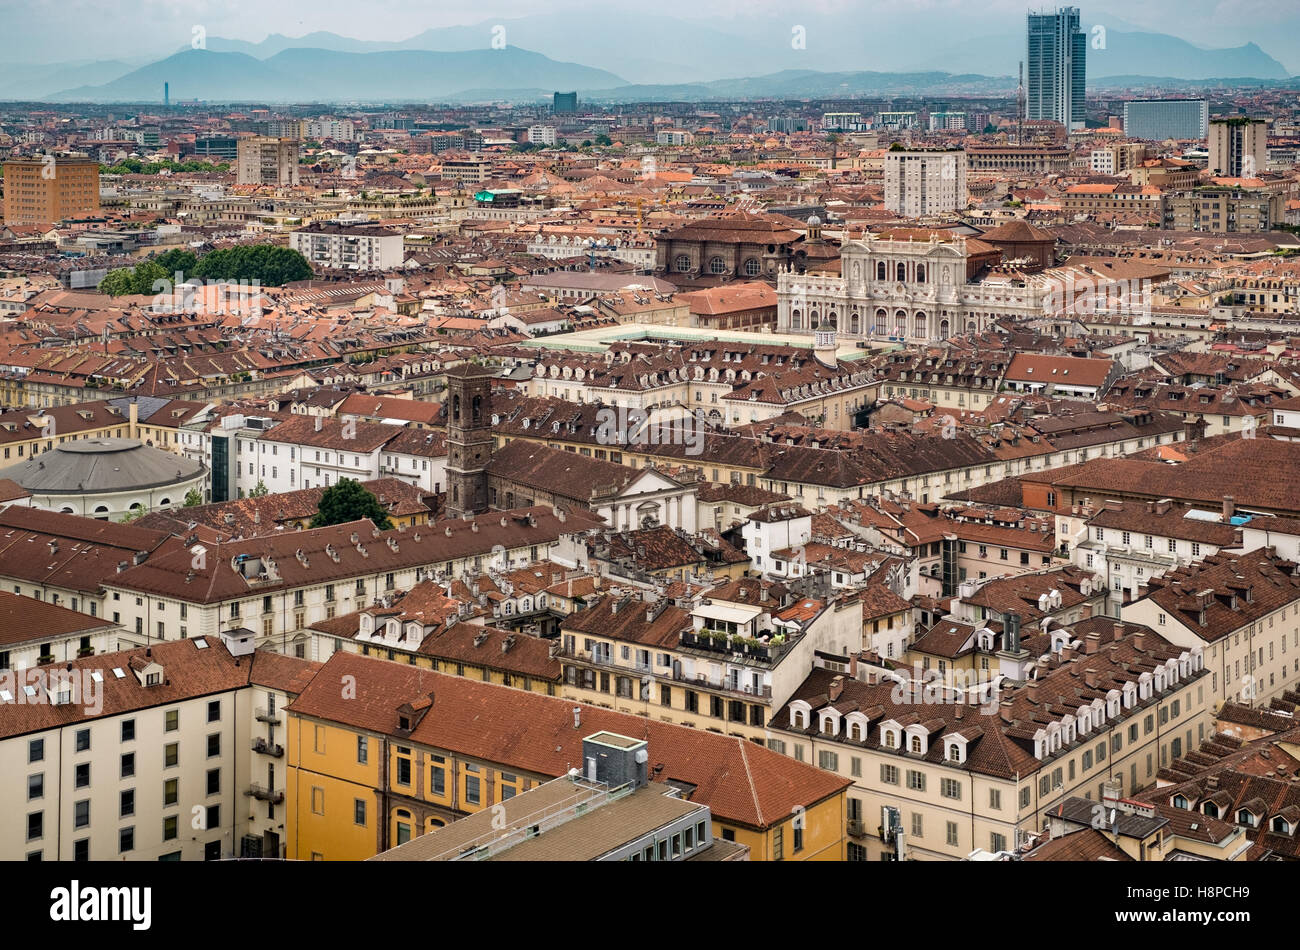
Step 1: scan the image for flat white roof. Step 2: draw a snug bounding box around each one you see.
[694,602,763,624]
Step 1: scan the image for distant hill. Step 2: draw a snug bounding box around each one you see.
[50,47,626,103]
[921,30,1289,81]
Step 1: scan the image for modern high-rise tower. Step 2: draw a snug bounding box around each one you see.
[1027,7,1086,132]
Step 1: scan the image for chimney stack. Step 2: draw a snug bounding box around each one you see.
[1084,668,1100,689]
[1133,631,1147,651]
[828,676,844,703]
[1112,622,1125,641]
[1223,495,1235,521]
[999,700,1015,723]
[1083,633,1100,655]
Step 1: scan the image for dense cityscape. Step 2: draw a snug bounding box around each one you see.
[0,2,1297,911]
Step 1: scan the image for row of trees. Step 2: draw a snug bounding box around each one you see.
[102,158,230,175]
[99,245,313,296]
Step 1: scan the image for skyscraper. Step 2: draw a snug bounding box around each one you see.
[1027,7,1086,132]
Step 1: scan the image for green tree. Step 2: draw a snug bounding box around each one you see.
[594,134,612,146]
[191,245,312,286]
[183,488,204,507]
[248,480,269,498]
[153,248,198,281]
[98,267,138,296]
[311,478,393,530]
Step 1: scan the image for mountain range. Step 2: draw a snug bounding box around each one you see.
[5,14,1296,104]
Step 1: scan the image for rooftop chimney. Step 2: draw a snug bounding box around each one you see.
[828,675,844,703]
[999,700,1015,723]
[1223,495,1235,521]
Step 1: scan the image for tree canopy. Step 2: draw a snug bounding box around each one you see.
[98,244,312,295]
[310,479,393,531]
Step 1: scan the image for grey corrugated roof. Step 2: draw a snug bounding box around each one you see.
[0,438,205,494]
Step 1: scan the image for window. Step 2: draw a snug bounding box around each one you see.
[74,800,89,829]
[818,750,839,772]
[75,729,89,752]
[354,799,367,826]
[28,773,42,801]
[911,813,923,838]
[120,789,135,817]
[881,764,899,785]
[357,735,368,765]
[28,739,43,764]
[164,709,178,731]
[119,827,134,854]
[311,787,325,815]
[465,775,481,806]
[906,770,926,791]
[207,700,221,722]
[207,768,220,795]
[27,813,42,841]
[946,822,959,847]
[121,720,135,742]
[163,816,178,841]
[75,763,90,789]
[164,743,178,767]
[395,750,412,787]
[164,779,178,806]
[940,778,962,800]
[121,752,135,778]
[989,789,1002,810]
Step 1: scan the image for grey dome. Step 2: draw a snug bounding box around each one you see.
[0,438,205,494]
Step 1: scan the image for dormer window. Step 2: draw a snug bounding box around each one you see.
[910,735,923,753]
[146,672,160,686]
[946,742,964,763]
[1203,802,1220,819]
[850,722,862,741]
[398,715,411,731]
[792,709,806,729]
[1271,816,1292,835]
[882,729,897,749]
[1237,810,1257,827]
[1172,794,1189,809]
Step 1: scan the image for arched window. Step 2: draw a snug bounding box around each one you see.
[793,710,806,729]
[708,257,728,275]
[743,258,761,277]
[874,308,887,334]
[876,261,886,280]
[896,262,906,282]
[674,254,691,272]
[850,722,862,741]
[913,312,927,338]
[910,734,922,753]
[791,310,802,330]
[849,312,860,334]
[916,264,926,283]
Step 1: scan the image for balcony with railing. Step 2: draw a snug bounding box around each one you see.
[246,784,285,804]
[678,629,792,666]
[255,707,282,724]
[252,737,285,758]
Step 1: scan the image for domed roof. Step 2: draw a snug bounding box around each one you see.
[807,215,822,226]
[0,438,205,495]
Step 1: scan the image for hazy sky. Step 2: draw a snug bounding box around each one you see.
[3,0,1297,70]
